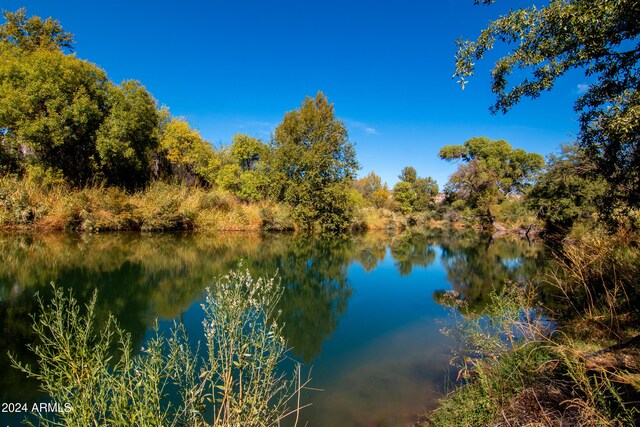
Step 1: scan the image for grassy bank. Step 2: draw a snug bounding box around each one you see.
[424,230,640,426]
[0,176,406,233]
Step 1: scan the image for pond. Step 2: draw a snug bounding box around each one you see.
[0,230,550,426]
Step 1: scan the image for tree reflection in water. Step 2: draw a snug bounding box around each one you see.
[0,230,550,408]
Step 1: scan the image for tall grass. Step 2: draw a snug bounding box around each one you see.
[426,231,640,426]
[0,176,294,232]
[10,269,310,426]
[544,230,640,339]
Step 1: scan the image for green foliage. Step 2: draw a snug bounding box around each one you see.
[159,118,221,185]
[527,144,607,234]
[398,166,417,184]
[270,92,359,233]
[392,181,416,214]
[0,43,109,184]
[413,176,439,211]
[454,0,640,224]
[10,270,307,426]
[393,166,439,213]
[230,134,267,171]
[216,163,243,194]
[215,134,270,201]
[0,8,73,52]
[439,137,544,228]
[96,81,160,189]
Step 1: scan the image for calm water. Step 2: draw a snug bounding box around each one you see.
[0,230,550,426]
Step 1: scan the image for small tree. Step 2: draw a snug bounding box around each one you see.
[398,166,439,212]
[354,171,387,207]
[96,81,160,189]
[159,118,221,185]
[393,181,417,214]
[230,134,267,171]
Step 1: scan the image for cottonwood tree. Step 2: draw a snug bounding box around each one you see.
[455,0,640,223]
[96,81,160,189]
[439,137,544,229]
[0,8,73,52]
[270,92,359,233]
[0,44,109,184]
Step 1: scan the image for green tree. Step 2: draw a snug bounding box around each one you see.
[439,137,544,229]
[454,0,640,222]
[0,44,109,184]
[354,171,387,206]
[398,166,439,211]
[413,176,439,211]
[398,166,417,184]
[527,143,607,235]
[95,81,160,189]
[0,8,73,52]
[158,118,220,185]
[393,181,417,214]
[230,133,267,171]
[270,92,359,233]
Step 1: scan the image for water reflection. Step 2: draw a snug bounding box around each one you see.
[0,230,550,425]
[435,234,548,311]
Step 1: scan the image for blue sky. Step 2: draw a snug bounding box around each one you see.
[4,0,587,187]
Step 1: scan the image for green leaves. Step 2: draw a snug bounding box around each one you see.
[0,8,74,52]
[440,137,543,226]
[0,45,109,184]
[96,81,160,189]
[455,0,640,223]
[526,143,606,234]
[270,92,359,233]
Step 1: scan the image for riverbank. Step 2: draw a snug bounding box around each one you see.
[421,229,640,426]
[3,175,535,235]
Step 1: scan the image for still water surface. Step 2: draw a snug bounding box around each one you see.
[0,230,549,426]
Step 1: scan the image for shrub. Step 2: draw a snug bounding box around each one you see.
[11,269,310,426]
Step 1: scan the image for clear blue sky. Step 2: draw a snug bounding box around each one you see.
[4,0,586,187]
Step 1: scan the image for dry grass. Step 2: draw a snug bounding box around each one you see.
[426,231,640,427]
[0,177,295,232]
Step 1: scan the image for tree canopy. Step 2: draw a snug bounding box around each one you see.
[0,43,109,184]
[527,143,607,235]
[270,92,359,233]
[394,166,439,213]
[0,8,73,52]
[455,0,640,222]
[96,81,160,189]
[440,137,544,227]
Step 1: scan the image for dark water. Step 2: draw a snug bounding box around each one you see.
[0,230,550,426]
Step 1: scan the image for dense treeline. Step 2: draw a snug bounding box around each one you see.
[0,9,365,233]
[1,7,637,240]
